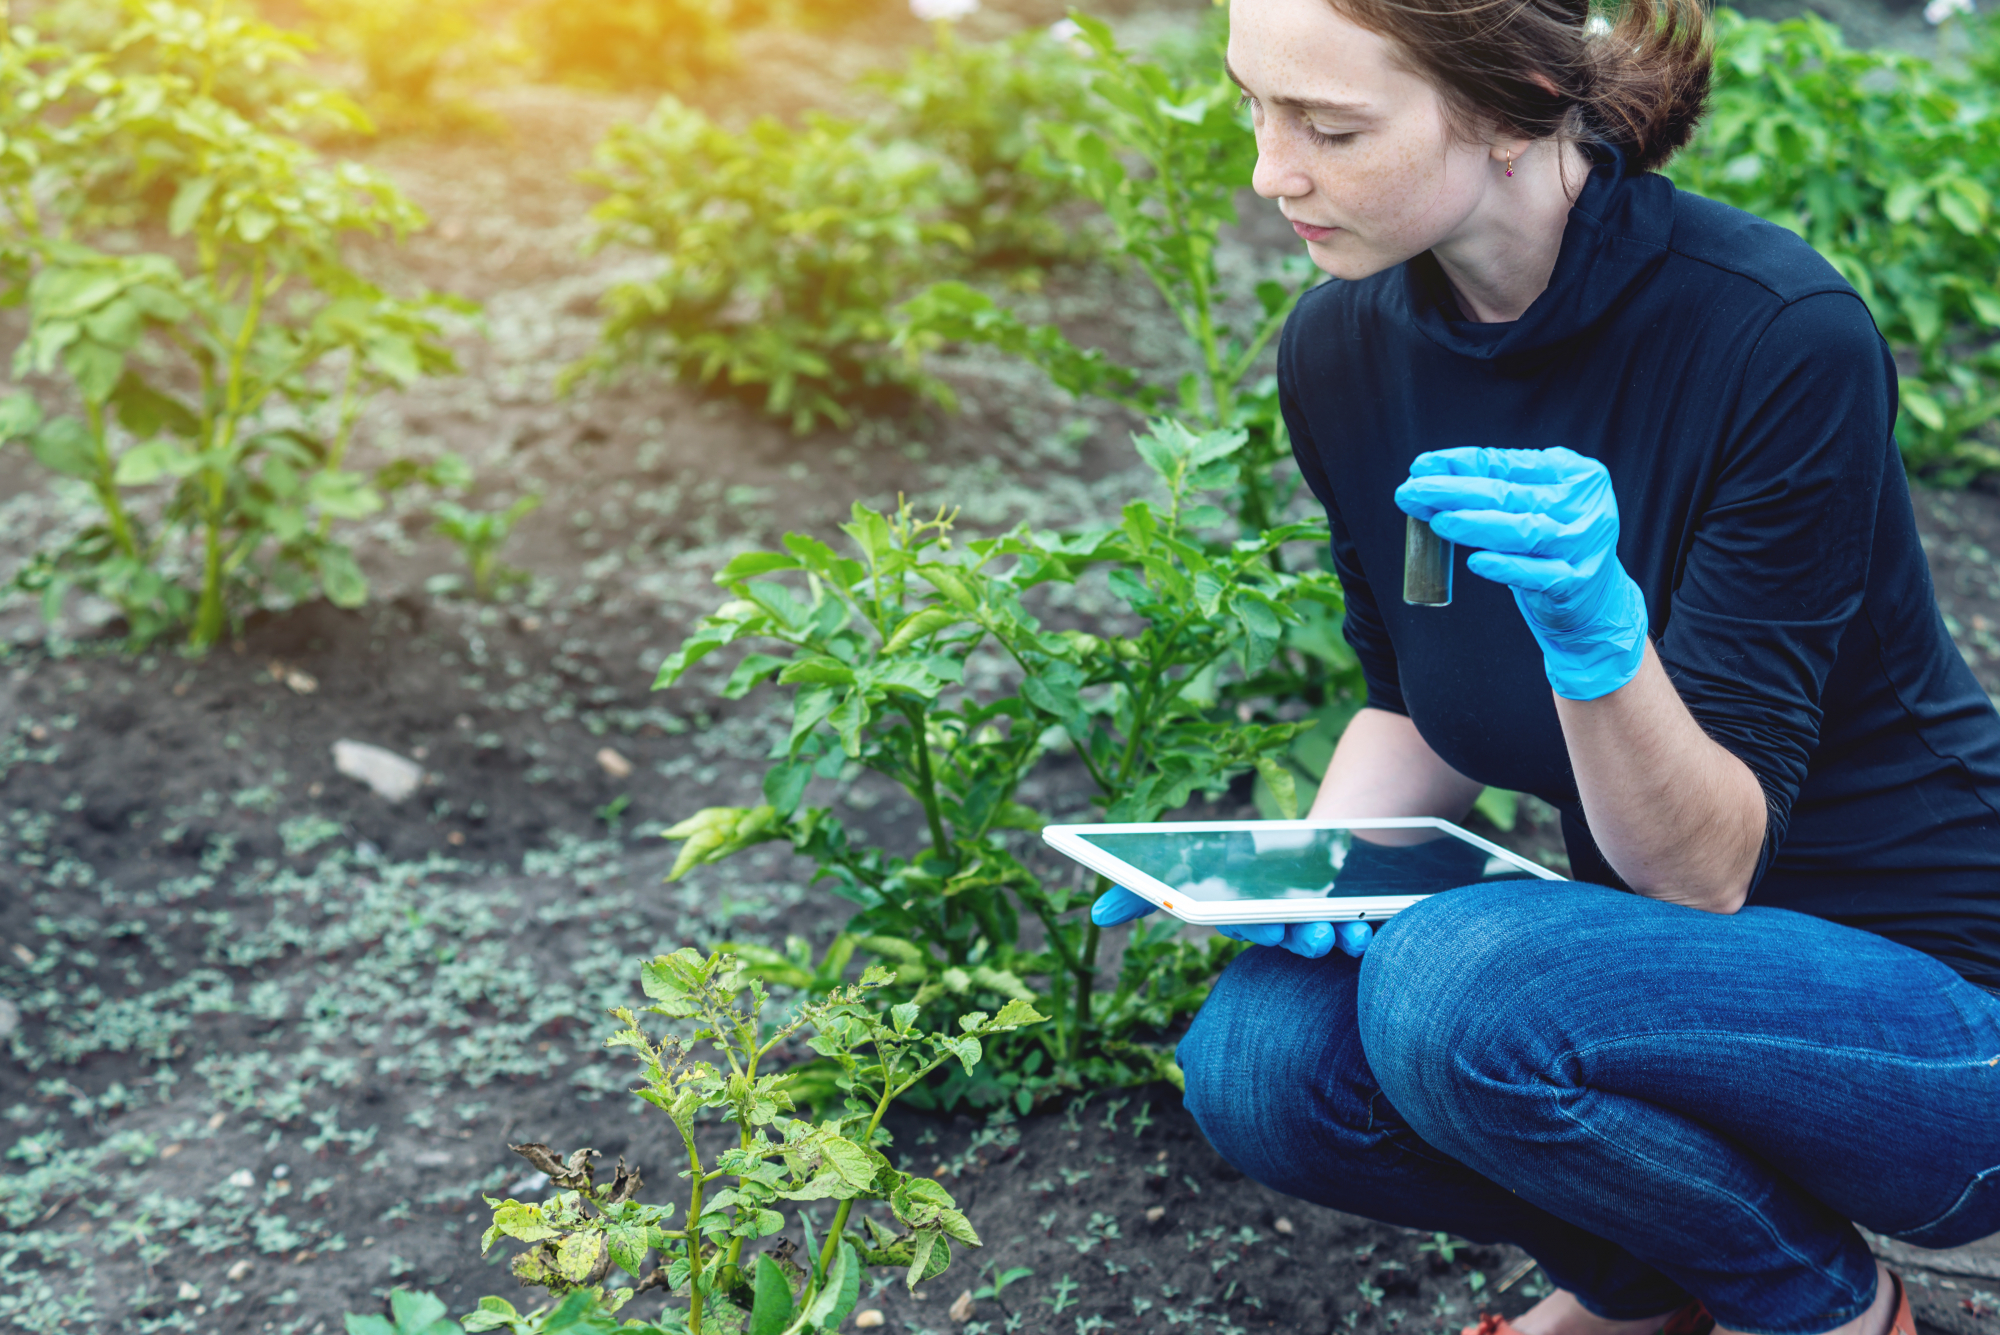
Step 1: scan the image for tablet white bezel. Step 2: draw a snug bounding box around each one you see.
[1042,818,1564,925]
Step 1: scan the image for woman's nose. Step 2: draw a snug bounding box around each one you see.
[1250,127,1310,201]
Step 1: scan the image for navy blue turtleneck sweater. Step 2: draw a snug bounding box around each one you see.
[1281,148,2000,989]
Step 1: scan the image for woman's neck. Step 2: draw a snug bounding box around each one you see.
[1432,139,1595,324]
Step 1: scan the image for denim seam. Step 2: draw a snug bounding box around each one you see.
[1883,1160,2000,1242]
[1563,1030,2000,1076]
[1523,1059,1875,1331]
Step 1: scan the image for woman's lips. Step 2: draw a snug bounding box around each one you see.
[1291,219,1336,242]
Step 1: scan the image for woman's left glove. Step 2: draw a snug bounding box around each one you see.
[1395,446,1648,701]
[1090,886,1373,959]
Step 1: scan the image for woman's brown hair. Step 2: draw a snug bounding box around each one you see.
[1329,0,1713,172]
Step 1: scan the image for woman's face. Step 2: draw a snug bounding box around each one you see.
[1228,0,1503,279]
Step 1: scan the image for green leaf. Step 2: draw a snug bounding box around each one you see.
[905,1231,951,1290]
[884,604,966,654]
[309,469,386,520]
[981,999,1047,1032]
[818,1135,876,1188]
[459,1297,523,1333]
[606,1220,653,1277]
[113,439,199,486]
[168,176,218,237]
[1254,756,1298,820]
[763,758,813,816]
[387,1289,457,1334]
[319,546,369,609]
[779,657,857,688]
[725,653,793,699]
[750,1254,796,1335]
[1970,289,2000,329]
[0,392,42,444]
[718,551,804,582]
[487,1202,562,1247]
[555,1232,608,1283]
[28,417,96,480]
[64,339,124,405]
[110,372,199,439]
[804,1241,862,1332]
[1474,787,1519,832]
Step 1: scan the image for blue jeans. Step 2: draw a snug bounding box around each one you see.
[1177,880,2000,1335]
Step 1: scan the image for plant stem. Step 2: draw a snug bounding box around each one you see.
[1071,920,1101,1064]
[901,702,952,862]
[192,253,267,649]
[812,1056,899,1289]
[684,1134,708,1335]
[84,404,139,560]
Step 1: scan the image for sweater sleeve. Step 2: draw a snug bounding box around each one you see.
[1655,290,1895,892]
[1280,313,1408,717]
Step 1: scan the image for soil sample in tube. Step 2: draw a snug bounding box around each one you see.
[1403,516,1453,607]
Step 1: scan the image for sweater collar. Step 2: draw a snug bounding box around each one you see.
[1403,143,1675,365]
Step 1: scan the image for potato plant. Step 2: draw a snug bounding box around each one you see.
[518,0,736,92]
[302,0,509,135]
[465,949,1043,1334]
[898,14,1321,538]
[653,420,1341,1106]
[1668,10,2000,479]
[0,2,467,649]
[862,25,1103,273]
[574,99,969,433]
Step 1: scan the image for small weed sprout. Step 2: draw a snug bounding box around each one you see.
[973,1266,1034,1302]
[1043,1274,1081,1315]
[1416,1233,1460,1265]
[431,495,542,601]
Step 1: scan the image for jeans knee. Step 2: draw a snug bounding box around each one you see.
[1178,946,1366,1189]
[1355,880,1591,1142]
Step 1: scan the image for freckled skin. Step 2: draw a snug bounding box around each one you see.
[1228,0,1589,321]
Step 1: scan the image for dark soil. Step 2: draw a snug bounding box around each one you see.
[6,0,2000,1332]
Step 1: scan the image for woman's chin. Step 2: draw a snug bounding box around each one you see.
[1304,239,1399,282]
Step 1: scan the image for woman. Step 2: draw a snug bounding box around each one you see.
[1090,0,2000,1332]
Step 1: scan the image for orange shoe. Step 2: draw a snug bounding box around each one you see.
[1462,1300,1712,1335]
[1461,1275,1909,1335]
[1885,1269,1915,1335]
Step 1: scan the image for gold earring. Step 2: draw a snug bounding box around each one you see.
[1505,151,1516,178]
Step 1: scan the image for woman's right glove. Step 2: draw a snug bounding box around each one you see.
[1089,887,1374,959]
[1395,446,1649,701]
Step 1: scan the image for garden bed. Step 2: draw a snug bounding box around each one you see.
[7,0,2000,1331]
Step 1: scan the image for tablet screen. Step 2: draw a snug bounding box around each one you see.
[1074,826,1534,903]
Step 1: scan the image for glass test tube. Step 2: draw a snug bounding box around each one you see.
[1403,516,1453,607]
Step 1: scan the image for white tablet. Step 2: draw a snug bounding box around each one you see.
[1042,819,1563,925]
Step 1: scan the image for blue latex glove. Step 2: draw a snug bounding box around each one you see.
[1395,446,1649,701]
[1089,886,1374,959]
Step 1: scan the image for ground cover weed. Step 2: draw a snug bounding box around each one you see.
[654,419,1342,1105]
[573,100,969,433]
[0,1,469,649]
[1670,9,2000,479]
[465,948,1043,1333]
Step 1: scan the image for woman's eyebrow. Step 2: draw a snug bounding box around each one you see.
[1222,56,1372,111]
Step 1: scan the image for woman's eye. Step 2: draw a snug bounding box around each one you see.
[1305,124,1357,147]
